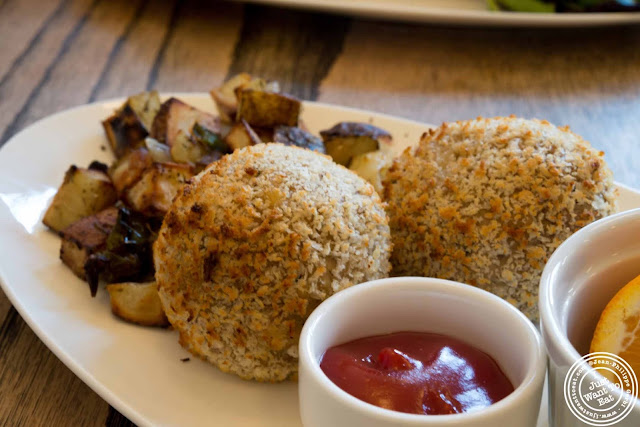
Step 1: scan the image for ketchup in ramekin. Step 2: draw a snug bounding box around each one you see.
[320,331,514,415]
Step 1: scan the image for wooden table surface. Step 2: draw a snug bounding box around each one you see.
[1,0,639,425]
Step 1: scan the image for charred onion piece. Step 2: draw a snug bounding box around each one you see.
[85,206,160,296]
[273,125,325,153]
[192,122,230,153]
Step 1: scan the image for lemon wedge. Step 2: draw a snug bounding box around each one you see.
[590,273,640,382]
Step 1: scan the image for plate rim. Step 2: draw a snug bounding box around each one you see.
[231,0,640,27]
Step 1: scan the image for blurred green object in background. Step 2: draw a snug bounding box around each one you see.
[489,0,640,12]
[488,0,555,12]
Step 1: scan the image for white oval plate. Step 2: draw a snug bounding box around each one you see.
[0,94,639,426]
[232,0,640,27]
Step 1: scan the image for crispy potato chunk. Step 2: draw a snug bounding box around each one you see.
[320,122,393,166]
[124,162,194,215]
[106,282,169,327]
[43,166,118,232]
[349,150,393,195]
[210,73,253,123]
[236,89,300,128]
[151,98,222,164]
[224,120,263,150]
[210,74,281,123]
[169,131,206,165]
[102,91,161,158]
[108,147,153,194]
[59,207,118,280]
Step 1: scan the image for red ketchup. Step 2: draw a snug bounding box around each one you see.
[319,332,514,415]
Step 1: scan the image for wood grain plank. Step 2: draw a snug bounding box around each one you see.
[0,306,109,426]
[0,289,12,329]
[227,5,350,100]
[89,0,177,101]
[88,0,151,102]
[0,0,96,147]
[146,0,181,92]
[0,0,65,83]
[0,0,145,145]
[149,0,242,93]
[106,406,136,427]
[319,22,640,188]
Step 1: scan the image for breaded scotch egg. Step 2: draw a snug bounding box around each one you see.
[154,143,391,382]
[383,117,618,320]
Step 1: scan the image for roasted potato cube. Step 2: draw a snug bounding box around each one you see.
[349,150,393,195]
[151,98,222,164]
[124,162,194,215]
[43,166,118,232]
[320,122,393,166]
[323,134,377,166]
[128,91,161,130]
[106,282,168,327]
[102,91,161,158]
[59,207,118,280]
[152,97,219,144]
[224,120,264,150]
[236,89,300,128]
[273,125,325,153]
[210,73,281,123]
[108,147,153,194]
[210,73,252,122]
[169,131,207,165]
[175,122,230,165]
[234,77,280,98]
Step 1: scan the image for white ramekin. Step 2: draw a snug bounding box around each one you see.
[299,277,546,427]
[540,208,640,427]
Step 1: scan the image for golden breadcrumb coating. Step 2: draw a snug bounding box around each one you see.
[154,143,391,381]
[383,116,618,320]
